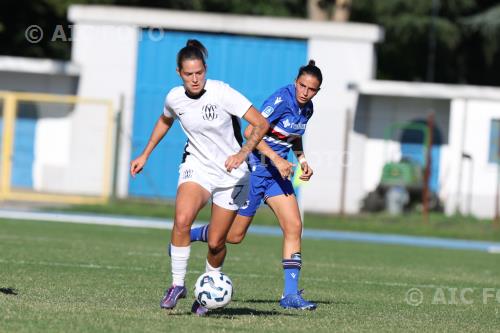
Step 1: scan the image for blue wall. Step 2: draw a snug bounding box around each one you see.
[129,30,307,199]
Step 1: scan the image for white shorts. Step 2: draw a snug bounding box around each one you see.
[178,162,249,211]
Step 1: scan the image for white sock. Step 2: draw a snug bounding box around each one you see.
[170,245,190,286]
[205,259,222,273]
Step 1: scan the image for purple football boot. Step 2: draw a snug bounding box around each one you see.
[191,300,209,316]
[160,285,187,309]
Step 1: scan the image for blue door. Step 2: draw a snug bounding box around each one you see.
[0,102,36,189]
[130,30,307,199]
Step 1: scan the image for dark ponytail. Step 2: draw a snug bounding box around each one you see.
[177,39,208,69]
[297,60,323,86]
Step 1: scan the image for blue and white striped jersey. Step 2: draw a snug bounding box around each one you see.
[248,84,314,177]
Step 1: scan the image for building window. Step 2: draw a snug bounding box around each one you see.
[489,119,500,163]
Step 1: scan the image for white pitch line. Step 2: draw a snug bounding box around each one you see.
[1,209,500,254]
[1,258,484,291]
[0,258,148,272]
[488,246,500,254]
[0,209,174,229]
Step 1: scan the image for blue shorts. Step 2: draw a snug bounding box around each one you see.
[238,173,295,217]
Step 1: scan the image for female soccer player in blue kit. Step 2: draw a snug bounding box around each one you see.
[191,60,322,310]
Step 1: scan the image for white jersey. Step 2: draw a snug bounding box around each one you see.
[163,79,252,187]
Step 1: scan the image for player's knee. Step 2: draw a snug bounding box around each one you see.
[207,238,225,254]
[174,213,194,234]
[227,232,245,244]
[284,219,302,239]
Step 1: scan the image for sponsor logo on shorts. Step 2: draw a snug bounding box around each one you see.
[182,169,193,179]
[241,200,250,210]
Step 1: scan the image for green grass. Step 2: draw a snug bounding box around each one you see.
[1,219,500,332]
[53,199,500,242]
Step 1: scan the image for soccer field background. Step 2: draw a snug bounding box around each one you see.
[56,200,500,242]
[1,218,499,332]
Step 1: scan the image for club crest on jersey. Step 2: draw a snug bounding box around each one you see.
[202,104,218,121]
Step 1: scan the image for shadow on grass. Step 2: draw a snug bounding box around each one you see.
[0,287,18,295]
[207,307,297,317]
[164,307,296,317]
[240,298,344,305]
[162,298,347,317]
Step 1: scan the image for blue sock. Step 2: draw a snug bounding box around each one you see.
[282,252,302,297]
[190,225,209,242]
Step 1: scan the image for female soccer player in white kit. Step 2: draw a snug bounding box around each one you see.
[130,39,269,315]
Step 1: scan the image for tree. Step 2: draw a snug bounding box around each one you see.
[460,3,500,85]
[0,0,306,60]
[2,0,500,87]
[350,0,500,85]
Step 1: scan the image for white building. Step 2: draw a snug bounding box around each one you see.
[3,5,499,218]
[68,5,383,207]
[350,80,500,219]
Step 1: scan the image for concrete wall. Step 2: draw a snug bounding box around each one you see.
[444,99,500,219]
[70,23,139,197]
[0,72,78,95]
[350,84,500,219]
[303,39,377,213]
[353,96,450,198]
[0,57,113,196]
[3,7,499,217]
[0,57,83,194]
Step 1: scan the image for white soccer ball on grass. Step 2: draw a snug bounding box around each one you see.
[194,271,233,309]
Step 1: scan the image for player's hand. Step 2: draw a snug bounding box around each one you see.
[225,151,247,172]
[299,161,313,181]
[130,155,147,177]
[273,157,295,180]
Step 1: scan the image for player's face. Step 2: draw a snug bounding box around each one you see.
[177,59,207,96]
[295,74,320,107]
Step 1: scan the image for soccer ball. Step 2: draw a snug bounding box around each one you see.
[194,271,233,309]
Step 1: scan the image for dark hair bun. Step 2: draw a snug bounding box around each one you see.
[177,39,208,69]
[186,39,199,47]
[186,39,208,59]
[296,59,323,85]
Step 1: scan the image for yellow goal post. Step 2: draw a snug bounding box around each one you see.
[0,91,115,205]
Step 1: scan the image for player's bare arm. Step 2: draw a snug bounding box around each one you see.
[292,137,313,181]
[225,106,269,172]
[244,124,294,179]
[130,114,174,177]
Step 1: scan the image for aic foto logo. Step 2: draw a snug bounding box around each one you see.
[202,104,218,121]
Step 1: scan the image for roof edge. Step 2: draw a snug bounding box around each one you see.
[68,5,384,42]
[0,56,79,76]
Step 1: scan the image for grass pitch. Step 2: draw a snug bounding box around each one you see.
[1,218,499,332]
